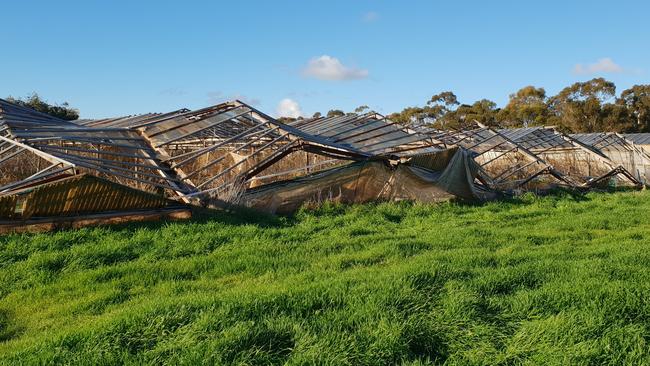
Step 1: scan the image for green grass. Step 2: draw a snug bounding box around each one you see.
[1,190,650,365]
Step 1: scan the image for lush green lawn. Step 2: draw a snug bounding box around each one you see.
[0,190,649,365]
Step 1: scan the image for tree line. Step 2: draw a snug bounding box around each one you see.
[9,80,650,134]
[5,93,79,121]
[388,78,650,133]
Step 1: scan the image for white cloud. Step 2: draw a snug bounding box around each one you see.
[276,98,302,118]
[573,58,624,74]
[362,11,379,22]
[302,55,369,81]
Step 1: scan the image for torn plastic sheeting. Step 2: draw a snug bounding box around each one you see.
[242,148,483,214]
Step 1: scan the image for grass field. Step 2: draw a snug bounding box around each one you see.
[1,190,649,365]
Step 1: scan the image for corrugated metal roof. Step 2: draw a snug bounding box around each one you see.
[289,112,443,156]
[0,98,78,130]
[624,133,650,145]
[571,133,605,145]
[498,127,545,141]
[498,127,573,149]
[1,98,452,203]
[570,133,636,152]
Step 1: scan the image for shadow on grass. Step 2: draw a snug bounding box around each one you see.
[0,308,23,342]
[451,185,639,209]
[14,186,640,236]
[410,186,593,210]
[69,205,290,236]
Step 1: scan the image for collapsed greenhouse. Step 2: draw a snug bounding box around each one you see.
[0,98,646,231]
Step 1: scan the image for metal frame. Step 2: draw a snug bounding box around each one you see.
[1,96,643,213]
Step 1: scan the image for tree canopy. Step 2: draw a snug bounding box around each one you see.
[390,79,650,133]
[547,78,617,132]
[326,109,345,118]
[618,85,650,132]
[10,82,650,134]
[498,86,548,128]
[6,93,79,121]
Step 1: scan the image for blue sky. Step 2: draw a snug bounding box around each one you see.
[2,0,649,118]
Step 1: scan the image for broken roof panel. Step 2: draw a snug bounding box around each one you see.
[499,127,641,187]
[3,95,645,223]
[571,132,650,183]
[1,99,472,208]
[425,126,575,190]
[498,127,574,150]
[624,133,650,145]
[0,100,192,196]
[0,99,79,130]
[288,112,443,157]
[571,133,636,152]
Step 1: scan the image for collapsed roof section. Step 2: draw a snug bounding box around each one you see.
[1,99,473,216]
[0,99,190,197]
[132,103,388,200]
[572,132,650,184]
[1,100,78,193]
[498,127,640,187]
[287,112,445,157]
[74,109,189,129]
[624,133,650,146]
[425,126,575,190]
[414,124,643,190]
[244,149,483,214]
[2,95,644,222]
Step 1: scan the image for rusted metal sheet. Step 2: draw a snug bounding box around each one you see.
[0,195,17,219]
[2,175,170,219]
